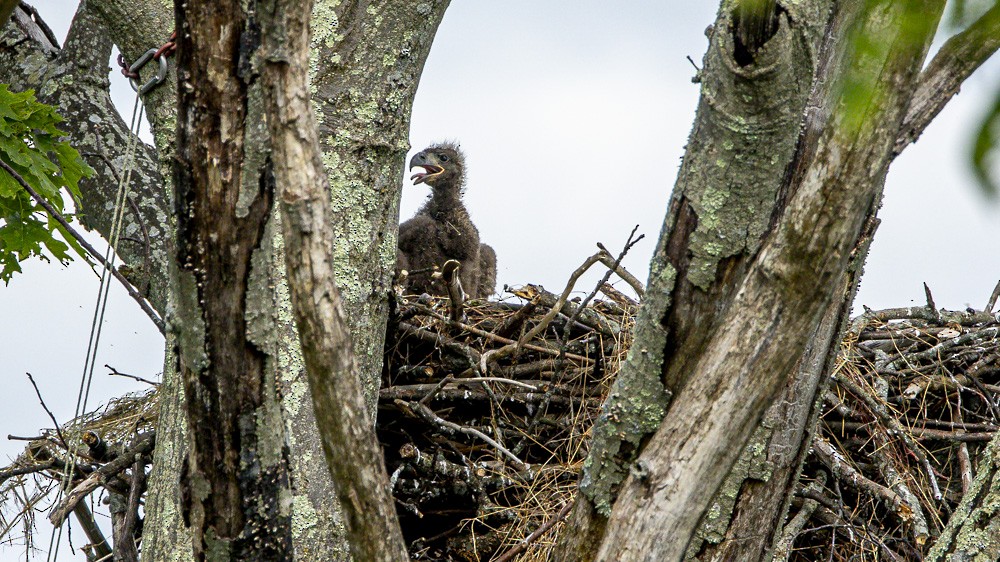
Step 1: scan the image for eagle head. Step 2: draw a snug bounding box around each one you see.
[409,142,465,189]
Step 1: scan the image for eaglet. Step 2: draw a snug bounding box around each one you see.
[397,142,496,299]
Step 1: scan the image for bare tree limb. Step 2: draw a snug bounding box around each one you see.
[895,2,1000,153]
[49,432,154,527]
[258,0,408,558]
[0,160,165,334]
[596,244,645,297]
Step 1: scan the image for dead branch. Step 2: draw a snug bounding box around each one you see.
[0,160,165,334]
[398,400,530,472]
[596,242,645,297]
[49,431,154,527]
[440,259,467,323]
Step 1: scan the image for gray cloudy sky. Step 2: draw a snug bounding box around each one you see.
[2,2,999,559]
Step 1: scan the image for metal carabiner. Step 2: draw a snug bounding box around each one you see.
[128,48,169,95]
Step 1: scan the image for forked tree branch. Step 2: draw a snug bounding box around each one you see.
[895,2,1000,153]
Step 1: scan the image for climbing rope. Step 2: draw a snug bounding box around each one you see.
[46,35,175,562]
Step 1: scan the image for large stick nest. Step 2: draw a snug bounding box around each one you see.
[3,279,999,561]
[787,305,1000,562]
[381,283,635,561]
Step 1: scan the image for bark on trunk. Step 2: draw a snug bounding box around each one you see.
[267,1,449,558]
[559,1,951,559]
[925,432,1000,561]
[171,1,292,558]
[691,4,1000,559]
[3,1,448,558]
[258,0,407,558]
[557,1,832,557]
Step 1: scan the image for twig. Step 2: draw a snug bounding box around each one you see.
[400,400,530,472]
[513,284,620,336]
[114,443,146,562]
[774,475,826,562]
[25,373,67,449]
[0,460,56,486]
[460,377,539,391]
[954,404,974,495]
[399,321,481,368]
[49,432,155,527]
[105,365,159,386]
[494,295,539,339]
[418,375,454,406]
[562,228,643,346]
[596,241,645,297]
[869,429,931,544]
[887,327,998,370]
[812,437,905,514]
[517,252,604,347]
[900,427,994,442]
[986,279,1000,313]
[834,371,942,502]
[402,304,593,364]
[599,283,638,308]
[439,260,467,323]
[0,159,165,334]
[480,251,607,373]
[382,385,578,407]
[849,307,998,334]
[7,435,47,442]
[493,500,573,562]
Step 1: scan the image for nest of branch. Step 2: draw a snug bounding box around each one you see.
[381,282,637,561]
[788,306,1000,561]
[0,390,156,558]
[5,267,997,562]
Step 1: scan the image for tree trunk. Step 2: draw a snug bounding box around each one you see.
[3,0,448,558]
[559,1,955,559]
[925,432,1000,561]
[556,1,831,557]
[171,1,291,558]
[687,4,1000,560]
[164,0,449,558]
[258,0,407,557]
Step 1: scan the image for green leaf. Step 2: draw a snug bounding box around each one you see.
[0,84,94,283]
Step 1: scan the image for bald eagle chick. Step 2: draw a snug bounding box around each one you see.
[397,142,496,298]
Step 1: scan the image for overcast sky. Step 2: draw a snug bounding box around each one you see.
[2,2,999,559]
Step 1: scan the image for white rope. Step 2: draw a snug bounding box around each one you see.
[47,91,146,562]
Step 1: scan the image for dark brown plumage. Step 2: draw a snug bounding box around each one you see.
[397,142,496,298]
